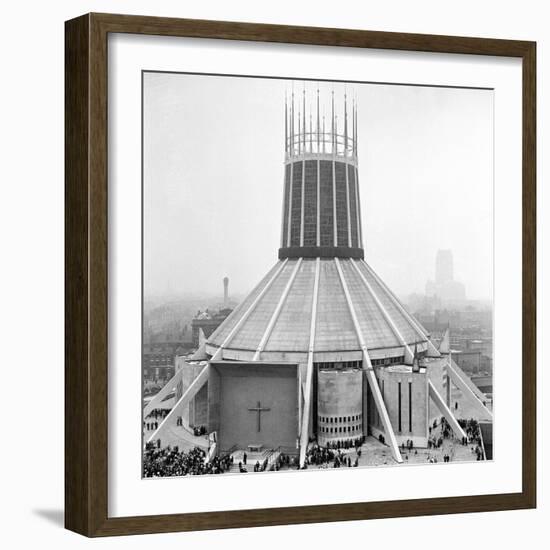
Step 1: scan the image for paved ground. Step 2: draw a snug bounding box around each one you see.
[143,416,209,451]
[301,430,480,471]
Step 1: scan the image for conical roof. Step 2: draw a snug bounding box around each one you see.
[205,257,434,363]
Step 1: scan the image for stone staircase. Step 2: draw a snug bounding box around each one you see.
[225,448,282,473]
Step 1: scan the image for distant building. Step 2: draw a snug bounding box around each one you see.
[191,309,232,347]
[142,346,177,382]
[191,278,233,347]
[143,337,194,382]
[425,249,466,306]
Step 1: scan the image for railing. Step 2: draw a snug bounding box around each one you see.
[278,445,300,456]
[220,444,238,456]
[286,132,356,158]
[263,446,280,463]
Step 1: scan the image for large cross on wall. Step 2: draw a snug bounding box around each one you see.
[248,401,271,432]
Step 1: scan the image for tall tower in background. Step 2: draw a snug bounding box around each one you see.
[223,276,229,309]
[435,249,454,285]
[426,249,466,305]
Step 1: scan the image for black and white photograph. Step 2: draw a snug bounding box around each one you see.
[1,0,542,545]
[141,73,494,479]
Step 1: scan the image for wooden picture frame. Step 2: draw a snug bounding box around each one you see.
[65,12,536,537]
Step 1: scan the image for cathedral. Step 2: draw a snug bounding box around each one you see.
[144,89,492,468]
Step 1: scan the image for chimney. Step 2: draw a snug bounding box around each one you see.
[223,277,229,309]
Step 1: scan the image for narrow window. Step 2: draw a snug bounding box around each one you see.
[408,381,413,432]
[398,381,402,432]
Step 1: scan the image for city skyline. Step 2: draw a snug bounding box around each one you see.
[144,247,490,308]
[144,74,493,301]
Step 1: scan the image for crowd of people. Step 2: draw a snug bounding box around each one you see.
[192,425,208,436]
[143,408,169,431]
[143,408,170,432]
[173,417,207,437]
[427,417,456,449]
[271,452,298,471]
[458,418,484,460]
[143,412,487,477]
[425,416,486,462]
[143,443,233,477]
[458,418,482,444]
[236,451,299,473]
[324,436,364,450]
[303,444,360,469]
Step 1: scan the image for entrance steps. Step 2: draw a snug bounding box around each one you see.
[226,449,282,473]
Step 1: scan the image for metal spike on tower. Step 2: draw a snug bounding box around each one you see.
[280,84,361,259]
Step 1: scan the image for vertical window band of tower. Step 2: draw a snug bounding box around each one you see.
[279,91,363,259]
[290,162,303,246]
[319,160,334,247]
[335,162,348,246]
[347,165,359,249]
[303,160,318,246]
[280,158,363,259]
[282,164,291,247]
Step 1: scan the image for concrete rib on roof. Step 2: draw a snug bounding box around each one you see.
[206,258,433,362]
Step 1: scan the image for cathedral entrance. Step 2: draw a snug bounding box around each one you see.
[208,362,299,452]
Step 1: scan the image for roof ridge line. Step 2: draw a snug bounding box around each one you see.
[299,257,321,467]
[350,258,413,363]
[333,257,368,355]
[212,259,289,360]
[253,258,303,361]
[360,261,441,357]
[334,257,403,464]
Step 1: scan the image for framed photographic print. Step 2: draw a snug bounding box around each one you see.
[65,13,536,537]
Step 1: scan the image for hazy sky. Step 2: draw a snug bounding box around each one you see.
[143,72,493,301]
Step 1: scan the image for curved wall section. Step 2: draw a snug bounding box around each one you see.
[317,368,364,446]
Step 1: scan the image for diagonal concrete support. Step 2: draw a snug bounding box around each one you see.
[361,261,441,357]
[146,364,210,445]
[365,367,403,463]
[447,361,493,421]
[299,356,314,467]
[253,258,302,361]
[299,258,320,467]
[190,342,209,361]
[428,380,467,440]
[143,368,183,419]
[206,440,217,463]
[211,260,289,362]
[334,258,402,464]
[351,259,414,363]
